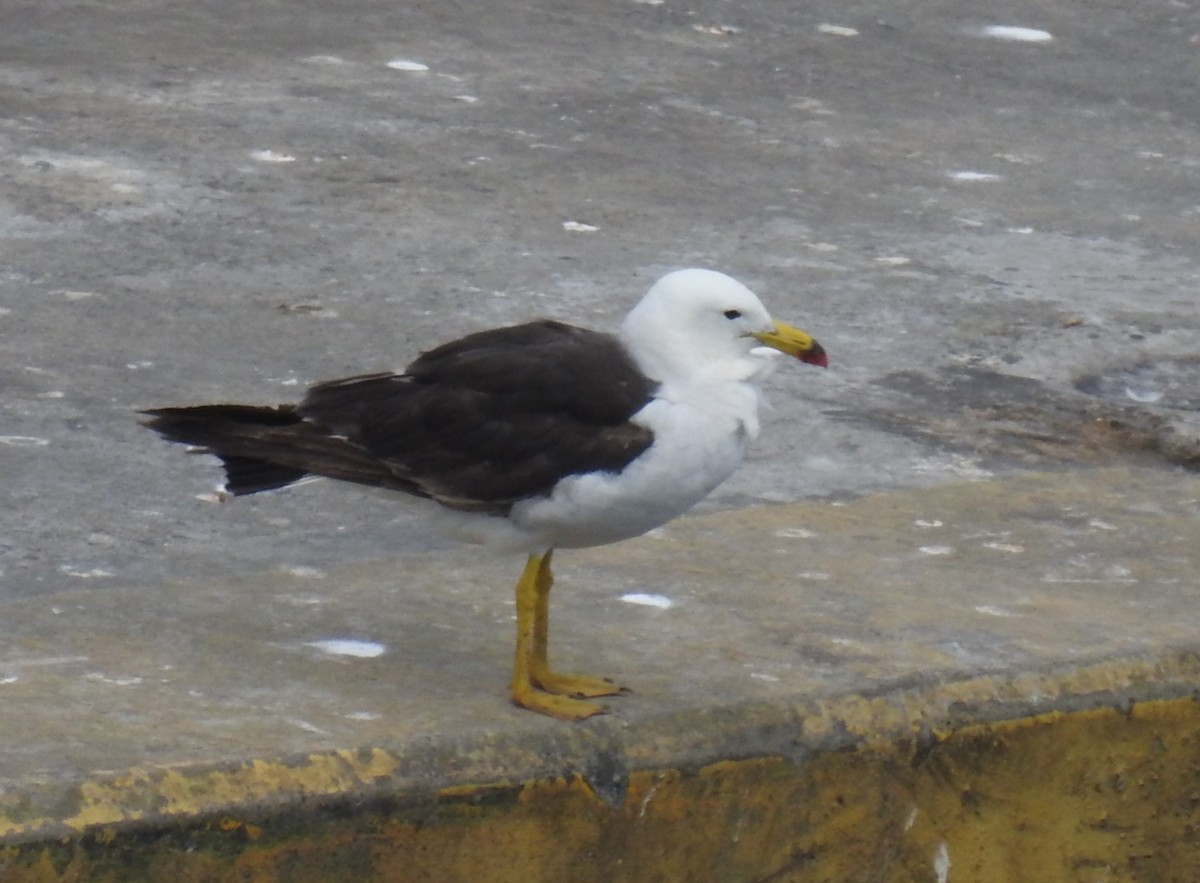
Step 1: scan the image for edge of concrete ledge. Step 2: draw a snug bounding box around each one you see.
[4,648,1197,845]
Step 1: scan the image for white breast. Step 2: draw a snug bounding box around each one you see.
[508,378,762,550]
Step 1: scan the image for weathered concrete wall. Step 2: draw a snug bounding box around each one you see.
[3,469,1200,880]
[4,688,1199,882]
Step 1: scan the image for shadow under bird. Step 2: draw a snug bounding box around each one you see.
[143,268,828,720]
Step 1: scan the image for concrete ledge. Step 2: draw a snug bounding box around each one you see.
[3,673,1199,881]
[3,467,1199,880]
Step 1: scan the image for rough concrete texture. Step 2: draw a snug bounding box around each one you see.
[1,465,1198,794]
[2,0,1200,878]
[3,468,1200,878]
[8,701,1200,881]
[3,0,1199,599]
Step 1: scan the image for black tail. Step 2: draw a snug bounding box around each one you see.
[141,405,314,495]
[142,403,415,497]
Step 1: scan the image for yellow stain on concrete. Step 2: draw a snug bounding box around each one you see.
[1,747,402,841]
[3,696,1199,882]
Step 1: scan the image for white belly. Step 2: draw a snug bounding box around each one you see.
[509,386,758,550]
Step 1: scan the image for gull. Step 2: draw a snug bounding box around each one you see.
[143,268,827,719]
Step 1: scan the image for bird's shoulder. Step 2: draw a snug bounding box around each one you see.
[407,320,649,403]
[304,319,656,427]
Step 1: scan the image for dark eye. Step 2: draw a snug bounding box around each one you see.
[723,309,742,320]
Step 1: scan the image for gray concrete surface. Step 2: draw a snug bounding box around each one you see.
[2,0,1200,801]
[2,466,1199,840]
[2,0,1198,602]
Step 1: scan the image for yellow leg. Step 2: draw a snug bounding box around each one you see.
[529,551,626,699]
[510,550,626,720]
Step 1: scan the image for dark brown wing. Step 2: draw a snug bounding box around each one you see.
[144,321,658,513]
[299,321,657,512]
